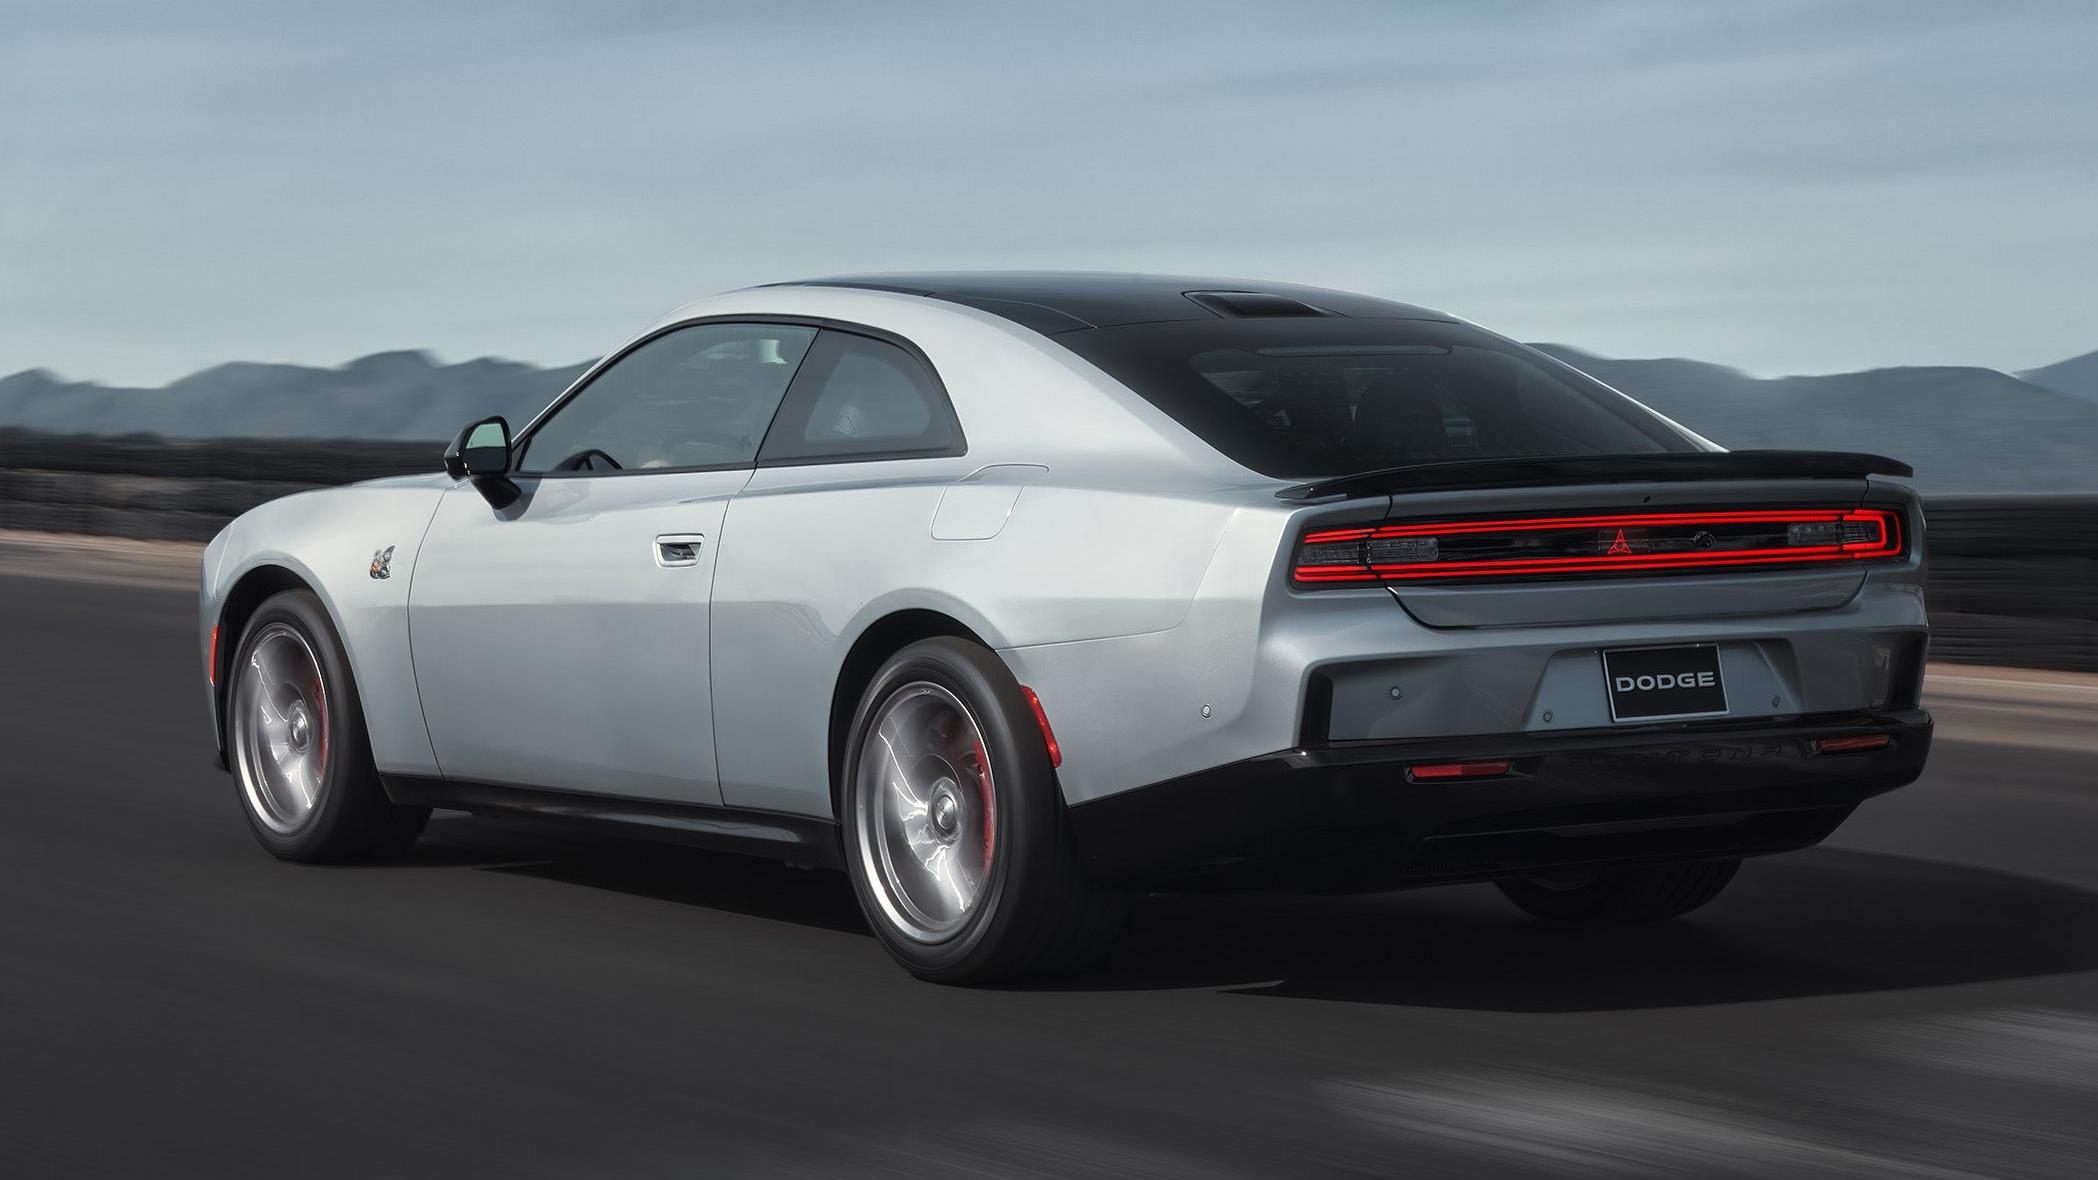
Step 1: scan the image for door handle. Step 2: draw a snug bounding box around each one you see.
[654,534,705,567]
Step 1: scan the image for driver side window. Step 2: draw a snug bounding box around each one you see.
[516,322,817,474]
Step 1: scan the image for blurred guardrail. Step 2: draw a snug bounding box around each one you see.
[1924,496,2098,673]
[0,429,433,542]
[2,429,2093,672]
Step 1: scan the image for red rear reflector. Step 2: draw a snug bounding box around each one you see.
[1408,760,1512,781]
[207,625,219,686]
[1813,734,1891,754]
[1019,686,1061,768]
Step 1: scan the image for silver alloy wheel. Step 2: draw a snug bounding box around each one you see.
[854,681,998,943]
[231,622,330,835]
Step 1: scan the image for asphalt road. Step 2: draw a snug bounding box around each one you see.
[3,557,2095,1179]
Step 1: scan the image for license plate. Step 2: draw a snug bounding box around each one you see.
[1603,644,1728,722]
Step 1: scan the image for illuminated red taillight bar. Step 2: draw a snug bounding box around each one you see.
[1293,507,1904,585]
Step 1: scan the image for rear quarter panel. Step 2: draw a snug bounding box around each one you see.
[709,463,1242,817]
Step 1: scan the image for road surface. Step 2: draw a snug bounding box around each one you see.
[1,536,2093,1178]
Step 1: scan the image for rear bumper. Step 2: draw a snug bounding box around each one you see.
[1065,708,1931,888]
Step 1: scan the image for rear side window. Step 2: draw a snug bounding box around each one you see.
[759,330,962,464]
[1056,319,1694,479]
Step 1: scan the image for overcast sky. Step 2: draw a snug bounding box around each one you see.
[3,0,2094,386]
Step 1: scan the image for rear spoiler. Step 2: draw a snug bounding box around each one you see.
[1274,451,1914,502]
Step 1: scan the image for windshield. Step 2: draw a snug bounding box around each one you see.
[1055,319,1696,479]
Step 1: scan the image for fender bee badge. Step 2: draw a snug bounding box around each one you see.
[369,545,395,580]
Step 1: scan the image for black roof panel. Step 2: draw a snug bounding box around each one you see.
[770,271,1450,333]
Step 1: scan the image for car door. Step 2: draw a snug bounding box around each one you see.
[710,327,973,816]
[408,320,818,804]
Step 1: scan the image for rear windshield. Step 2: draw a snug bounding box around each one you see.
[1056,319,1695,479]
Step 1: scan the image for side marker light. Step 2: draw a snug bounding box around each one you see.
[1019,686,1061,768]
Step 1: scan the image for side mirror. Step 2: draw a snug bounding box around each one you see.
[444,416,512,480]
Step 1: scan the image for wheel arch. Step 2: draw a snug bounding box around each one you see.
[828,608,993,816]
[212,562,326,752]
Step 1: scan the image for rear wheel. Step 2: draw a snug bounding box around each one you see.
[842,637,1125,984]
[1496,858,1741,922]
[228,589,428,862]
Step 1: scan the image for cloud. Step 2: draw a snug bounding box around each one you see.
[3,0,2094,383]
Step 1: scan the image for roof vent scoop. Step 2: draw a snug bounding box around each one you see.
[1184,290,1334,318]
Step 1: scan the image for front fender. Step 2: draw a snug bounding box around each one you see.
[203,477,451,776]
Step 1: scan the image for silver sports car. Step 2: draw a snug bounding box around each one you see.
[199,273,1932,983]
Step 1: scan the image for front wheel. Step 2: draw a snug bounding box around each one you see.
[841,638,1125,984]
[1496,858,1741,922]
[227,589,429,862]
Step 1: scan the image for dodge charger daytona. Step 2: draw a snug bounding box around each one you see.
[199,273,1932,983]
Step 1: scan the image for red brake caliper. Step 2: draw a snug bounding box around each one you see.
[311,673,327,770]
[972,738,995,873]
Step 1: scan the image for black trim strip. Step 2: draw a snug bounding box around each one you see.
[1276,451,1914,502]
[382,776,843,869]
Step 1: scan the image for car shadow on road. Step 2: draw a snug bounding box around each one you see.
[415,815,2098,1012]
[420,814,871,935]
[1063,846,2098,1010]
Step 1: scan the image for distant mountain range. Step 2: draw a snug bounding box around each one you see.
[0,353,592,449]
[4,345,2097,492]
[1529,345,2098,492]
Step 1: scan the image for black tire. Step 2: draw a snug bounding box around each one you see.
[1496,858,1741,922]
[841,637,1126,985]
[226,589,429,863]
